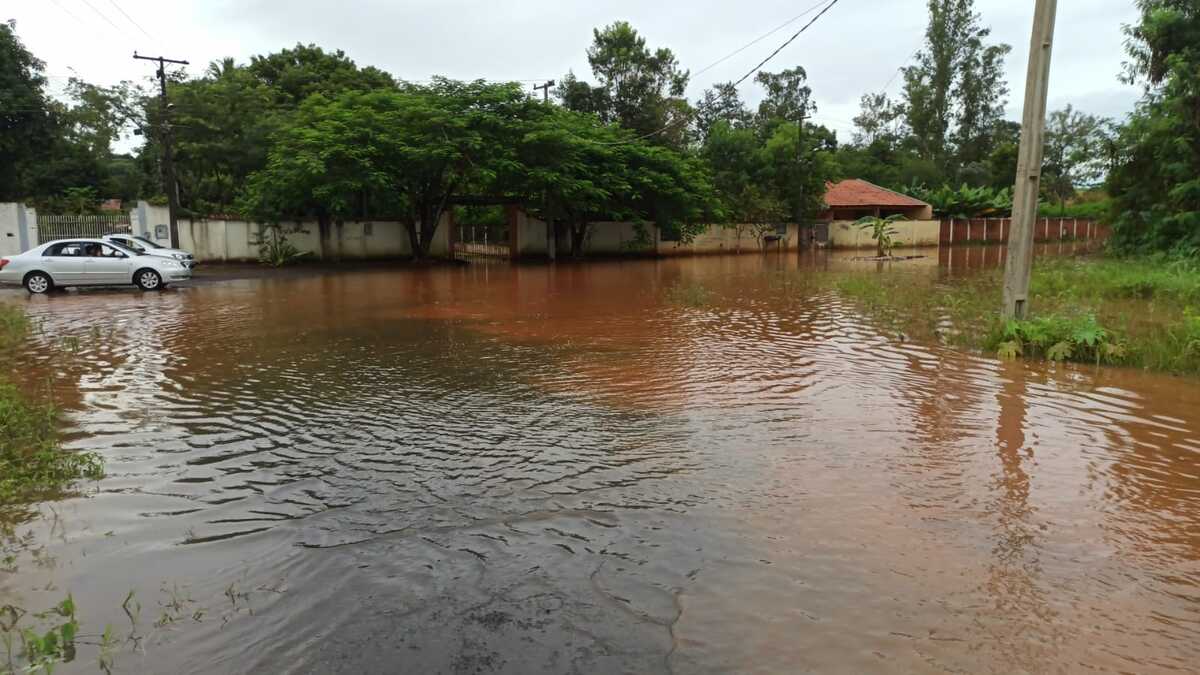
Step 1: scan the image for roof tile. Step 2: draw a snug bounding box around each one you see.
[824,179,930,208]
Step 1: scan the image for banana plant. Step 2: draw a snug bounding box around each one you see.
[855,214,907,258]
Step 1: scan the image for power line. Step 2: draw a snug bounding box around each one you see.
[728,0,843,89]
[105,0,156,42]
[692,0,834,80]
[77,0,130,36]
[877,46,921,94]
[581,0,845,145]
[45,0,86,26]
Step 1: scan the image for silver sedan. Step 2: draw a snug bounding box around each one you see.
[0,238,193,293]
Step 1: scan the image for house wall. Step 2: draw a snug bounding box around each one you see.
[827,219,941,249]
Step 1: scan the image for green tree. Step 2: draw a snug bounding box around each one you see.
[519,105,716,256]
[1042,105,1111,211]
[754,67,814,133]
[694,82,752,143]
[852,92,907,148]
[169,58,278,213]
[244,80,534,260]
[902,0,1010,169]
[246,44,396,108]
[557,22,692,147]
[0,20,56,200]
[1108,0,1200,252]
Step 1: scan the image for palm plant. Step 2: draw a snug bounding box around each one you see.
[855,213,907,258]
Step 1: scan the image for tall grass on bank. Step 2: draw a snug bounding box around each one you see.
[831,255,1200,375]
[0,304,103,515]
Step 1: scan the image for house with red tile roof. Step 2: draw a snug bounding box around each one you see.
[820,179,933,221]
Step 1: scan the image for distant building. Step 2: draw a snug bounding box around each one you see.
[821,179,933,221]
[100,199,123,212]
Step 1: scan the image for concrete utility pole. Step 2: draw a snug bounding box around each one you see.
[533,80,556,103]
[795,107,809,242]
[134,52,189,248]
[1001,0,1058,319]
[532,80,557,258]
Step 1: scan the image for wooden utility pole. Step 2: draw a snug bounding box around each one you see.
[1001,0,1058,319]
[533,79,556,103]
[134,52,189,248]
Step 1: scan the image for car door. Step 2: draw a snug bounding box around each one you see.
[85,243,134,284]
[40,242,89,284]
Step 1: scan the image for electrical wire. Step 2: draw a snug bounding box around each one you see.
[577,0,845,146]
[728,0,843,90]
[692,0,834,80]
[105,0,156,42]
[77,0,130,37]
[45,0,87,26]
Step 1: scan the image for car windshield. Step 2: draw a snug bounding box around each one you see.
[103,240,140,256]
[132,236,165,249]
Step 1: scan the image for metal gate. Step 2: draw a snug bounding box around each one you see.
[453,223,510,261]
[37,213,131,245]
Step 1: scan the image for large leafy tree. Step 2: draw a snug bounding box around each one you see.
[851,92,907,148]
[0,20,55,200]
[754,67,814,132]
[245,44,395,108]
[518,104,716,256]
[1108,0,1200,252]
[557,22,692,148]
[169,59,278,213]
[694,82,752,143]
[244,80,533,259]
[902,0,1010,169]
[1041,106,1111,209]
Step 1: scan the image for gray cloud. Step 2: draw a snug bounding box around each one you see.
[10,0,1143,148]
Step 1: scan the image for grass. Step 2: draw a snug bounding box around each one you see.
[0,304,104,518]
[830,254,1200,375]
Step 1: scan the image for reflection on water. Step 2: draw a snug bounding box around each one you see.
[1,250,1198,674]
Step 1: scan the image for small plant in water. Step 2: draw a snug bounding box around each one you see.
[854,214,906,258]
[1,595,79,674]
[993,313,1127,365]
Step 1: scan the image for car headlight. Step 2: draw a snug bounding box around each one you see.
[173,253,187,260]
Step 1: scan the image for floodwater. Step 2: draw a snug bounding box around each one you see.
[2,249,1199,674]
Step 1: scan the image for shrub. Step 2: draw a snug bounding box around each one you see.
[990,313,1127,365]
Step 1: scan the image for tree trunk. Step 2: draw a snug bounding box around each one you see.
[317,210,332,261]
[569,221,589,258]
[403,215,422,261]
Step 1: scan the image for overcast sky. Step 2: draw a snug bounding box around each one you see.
[8,0,1141,150]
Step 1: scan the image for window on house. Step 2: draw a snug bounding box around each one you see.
[363,222,373,237]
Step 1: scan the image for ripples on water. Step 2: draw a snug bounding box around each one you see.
[2,254,1199,674]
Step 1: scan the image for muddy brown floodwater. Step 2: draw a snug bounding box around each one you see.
[1,250,1199,674]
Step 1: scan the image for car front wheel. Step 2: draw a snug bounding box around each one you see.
[135,268,163,291]
[24,272,53,294]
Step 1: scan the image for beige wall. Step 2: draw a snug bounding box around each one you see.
[0,203,22,256]
[827,219,940,249]
[658,223,800,256]
[530,221,803,259]
[168,213,450,262]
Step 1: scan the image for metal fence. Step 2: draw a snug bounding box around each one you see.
[37,214,131,244]
[453,224,510,261]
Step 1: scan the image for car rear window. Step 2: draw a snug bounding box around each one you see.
[44,242,87,257]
